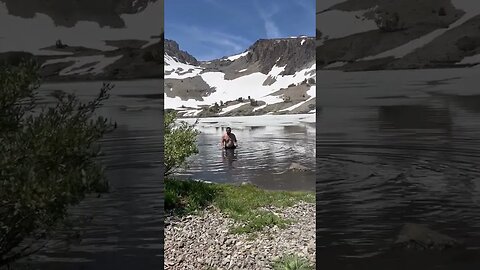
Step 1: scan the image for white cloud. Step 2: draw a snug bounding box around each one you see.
[254,1,282,38]
[264,20,281,38]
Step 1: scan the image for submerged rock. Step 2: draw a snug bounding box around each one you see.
[240,181,258,188]
[287,162,311,172]
[393,223,463,251]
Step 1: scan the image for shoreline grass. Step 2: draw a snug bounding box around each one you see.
[165,179,314,234]
[272,254,314,270]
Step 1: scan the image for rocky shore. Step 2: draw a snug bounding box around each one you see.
[164,202,315,270]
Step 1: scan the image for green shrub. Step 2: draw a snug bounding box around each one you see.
[0,61,115,266]
[164,111,199,176]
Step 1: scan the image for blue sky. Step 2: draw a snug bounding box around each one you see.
[165,0,315,61]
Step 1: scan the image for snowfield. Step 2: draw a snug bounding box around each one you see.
[324,61,347,69]
[41,55,123,76]
[219,102,249,115]
[226,51,250,61]
[165,61,316,112]
[177,113,316,128]
[165,54,204,79]
[457,54,480,65]
[362,0,480,61]
[165,36,316,116]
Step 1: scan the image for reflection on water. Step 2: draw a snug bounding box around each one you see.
[317,68,480,268]
[21,80,164,270]
[222,148,238,168]
[176,114,316,191]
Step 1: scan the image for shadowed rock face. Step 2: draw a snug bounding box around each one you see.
[247,38,316,75]
[0,0,158,28]
[165,39,199,66]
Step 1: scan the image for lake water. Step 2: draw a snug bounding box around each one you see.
[317,67,480,268]
[175,114,316,191]
[18,80,316,269]
[21,80,164,269]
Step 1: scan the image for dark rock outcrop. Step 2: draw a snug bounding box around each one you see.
[246,38,315,75]
[393,223,463,251]
[165,39,199,66]
[287,162,311,172]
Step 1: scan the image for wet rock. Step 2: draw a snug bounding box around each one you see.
[287,162,310,172]
[393,223,463,251]
[240,181,258,187]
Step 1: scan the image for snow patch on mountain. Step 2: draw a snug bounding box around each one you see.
[324,61,347,69]
[165,54,204,79]
[42,55,122,75]
[362,0,480,61]
[165,37,316,116]
[219,102,249,115]
[457,54,480,65]
[165,62,315,111]
[226,51,250,61]
[280,85,315,112]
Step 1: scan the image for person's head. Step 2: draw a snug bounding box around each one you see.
[226,127,232,134]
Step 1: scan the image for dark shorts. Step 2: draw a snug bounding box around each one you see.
[225,146,236,150]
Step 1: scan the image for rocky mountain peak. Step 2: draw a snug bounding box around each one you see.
[165,39,199,66]
[245,37,316,75]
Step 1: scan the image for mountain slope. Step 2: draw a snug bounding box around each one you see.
[164,37,316,117]
[317,0,480,71]
[0,35,164,81]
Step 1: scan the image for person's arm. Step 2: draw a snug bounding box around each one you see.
[220,136,225,149]
[233,134,238,146]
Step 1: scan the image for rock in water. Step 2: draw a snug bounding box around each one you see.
[393,223,462,251]
[288,162,310,172]
[240,181,258,188]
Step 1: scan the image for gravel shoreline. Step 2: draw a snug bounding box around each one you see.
[164,202,315,270]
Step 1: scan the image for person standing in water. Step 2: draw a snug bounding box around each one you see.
[221,127,238,149]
